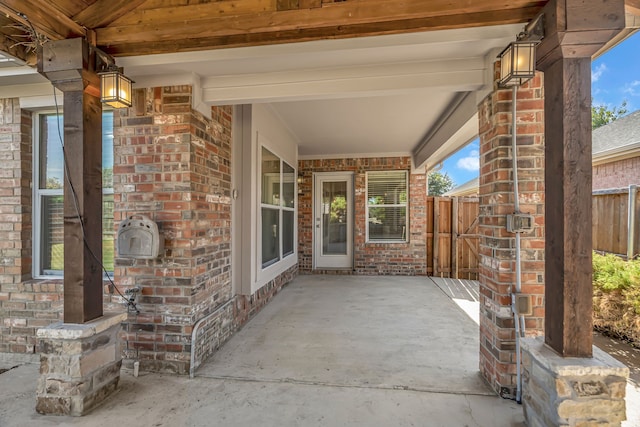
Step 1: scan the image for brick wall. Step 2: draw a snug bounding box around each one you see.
[0,99,32,288]
[298,157,427,275]
[113,87,297,374]
[593,156,640,191]
[0,90,297,374]
[0,98,60,356]
[477,72,546,397]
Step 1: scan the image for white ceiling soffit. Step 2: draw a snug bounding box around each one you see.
[0,52,43,86]
[0,24,523,167]
[269,90,454,158]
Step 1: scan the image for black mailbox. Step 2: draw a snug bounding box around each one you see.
[117,215,163,259]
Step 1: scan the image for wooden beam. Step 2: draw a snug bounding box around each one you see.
[97,1,546,56]
[543,56,594,358]
[99,0,544,43]
[0,0,85,41]
[537,0,626,68]
[538,0,626,358]
[72,0,147,29]
[37,38,103,324]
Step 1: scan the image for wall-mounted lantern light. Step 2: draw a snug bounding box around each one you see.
[99,66,133,108]
[497,41,537,87]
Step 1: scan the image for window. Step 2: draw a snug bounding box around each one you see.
[34,112,114,277]
[260,147,296,269]
[366,171,408,242]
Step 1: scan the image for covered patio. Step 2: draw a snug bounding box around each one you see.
[0,275,525,427]
[0,0,638,424]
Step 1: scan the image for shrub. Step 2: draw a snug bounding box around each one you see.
[593,252,640,346]
[593,252,640,292]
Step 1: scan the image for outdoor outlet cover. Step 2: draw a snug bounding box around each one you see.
[516,294,533,316]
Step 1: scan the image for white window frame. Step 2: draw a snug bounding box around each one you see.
[33,110,114,279]
[365,170,409,243]
[258,145,297,274]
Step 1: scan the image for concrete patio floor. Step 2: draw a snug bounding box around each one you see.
[0,275,527,426]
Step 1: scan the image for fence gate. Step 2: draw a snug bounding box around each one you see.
[426,196,479,279]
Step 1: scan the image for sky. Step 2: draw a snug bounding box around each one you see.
[439,31,640,188]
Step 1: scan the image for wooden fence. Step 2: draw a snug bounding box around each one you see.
[426,196,479,279]
[422,187,638,280]
[592,186,640,258]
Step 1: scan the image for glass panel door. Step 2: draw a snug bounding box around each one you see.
[314,173,353,269]
[322,181,347,255]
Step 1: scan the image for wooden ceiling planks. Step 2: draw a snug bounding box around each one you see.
[52,0,97,18]
[72,0,148,29]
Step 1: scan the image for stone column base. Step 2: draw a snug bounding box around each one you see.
[521,337,629,427]
[36,312,128,416]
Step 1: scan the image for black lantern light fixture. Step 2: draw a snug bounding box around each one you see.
[99,66,133,108]
[497,40,537,87]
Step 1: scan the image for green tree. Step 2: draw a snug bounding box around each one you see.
[46,177,63,189]
[428,171,455,196]
[592,100,628,129]
[330,195,346,222]
[103,167,113,189]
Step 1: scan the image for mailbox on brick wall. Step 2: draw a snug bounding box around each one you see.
[117,215,163,259]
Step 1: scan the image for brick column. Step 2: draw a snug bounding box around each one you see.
[477,71,545,396]
[113,86,234,374]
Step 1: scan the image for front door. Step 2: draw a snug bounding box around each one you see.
[313,173,353,269]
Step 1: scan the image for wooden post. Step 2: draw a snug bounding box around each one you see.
[432,197,439,276]
[537,0,625,357]
[37,38,104,323]
[628,185,638,260]
[451,197,458,279]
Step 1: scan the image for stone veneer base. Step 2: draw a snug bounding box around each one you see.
[521,337,629,427]
[35,312,128,416]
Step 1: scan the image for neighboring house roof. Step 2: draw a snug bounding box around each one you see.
[593,109,640,165]
[443,177,479,197]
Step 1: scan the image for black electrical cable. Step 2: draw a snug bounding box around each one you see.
[52,85,140,315]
